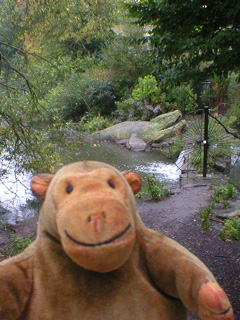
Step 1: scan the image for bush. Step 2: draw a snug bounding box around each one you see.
[132,75,162,104]
[99,26,152,86]
[46,75,116,121]
[81,115,113,133]
[115,98,143,120]
[146,175,171,200]
[167,85,198,114]
[211,183,237,208]
[220,217,240,241]
[115,75,171,120]
[200,205,214,231]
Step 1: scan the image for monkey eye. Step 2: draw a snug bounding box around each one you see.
[66,184,73,194]
[108,180,115,189]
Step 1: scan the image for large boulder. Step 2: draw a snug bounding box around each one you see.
[127,133,149,152]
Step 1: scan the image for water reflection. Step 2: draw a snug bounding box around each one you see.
[65,141,180,181]
[0,141,180,224]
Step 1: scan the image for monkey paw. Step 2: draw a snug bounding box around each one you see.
[198,282,234,320]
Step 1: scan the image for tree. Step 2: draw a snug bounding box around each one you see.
[0,1,67,175]
[127,0,240,83]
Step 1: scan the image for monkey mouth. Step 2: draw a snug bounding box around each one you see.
[65,223,131,247]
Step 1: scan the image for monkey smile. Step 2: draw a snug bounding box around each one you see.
[65,224,131,247]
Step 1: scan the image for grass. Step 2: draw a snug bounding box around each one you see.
[199,204,214,231]
[6,234,34,256]
[210,183,237,208]
[199,182,240,241]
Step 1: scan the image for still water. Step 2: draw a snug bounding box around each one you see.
[0,141,181,224]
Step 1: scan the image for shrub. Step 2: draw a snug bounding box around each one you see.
[132,75,161,104]
[146,175,171,200]
[115,75,171,120]
[115,98,143,120]
[212,183,237,208]
[199,205,214,231]
[46,75,116,121]
[81,115,113,133]
[167,85,198,114]
[220,217,240,241]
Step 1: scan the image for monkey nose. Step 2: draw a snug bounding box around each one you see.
[88,213,106,235]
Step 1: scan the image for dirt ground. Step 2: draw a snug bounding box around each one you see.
[138,181,240,320]
[0,175,239,319]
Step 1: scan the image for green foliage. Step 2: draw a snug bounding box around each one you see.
[146,175,171,200]
[81,115,113,133]
[227,74,240,125]
[7,234,34,256]
[127,0,240,82]
[200,204,214,231]
[0,90,66,174]
[99,23,152,90]
[220,217,240,241]
[115,98,143,120]
[132,75,161,104]
[200,184,240,240]
[115,75,171,120]
[46,75,116,121]
[185,115,239,173]
[201,86,216,108]
[211,183,237,208]
[167,137,185,160]
[228,105,240,126]
[167,85,198,114]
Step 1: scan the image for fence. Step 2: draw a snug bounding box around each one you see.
[173,107,240,177]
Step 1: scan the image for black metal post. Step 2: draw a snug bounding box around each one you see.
[203,106,209,177]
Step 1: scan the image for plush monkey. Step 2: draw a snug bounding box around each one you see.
[0,161,234,320]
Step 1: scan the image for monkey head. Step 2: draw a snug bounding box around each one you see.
[30,161,142,273]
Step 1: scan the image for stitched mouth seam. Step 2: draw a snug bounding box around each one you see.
[65,223,131,247]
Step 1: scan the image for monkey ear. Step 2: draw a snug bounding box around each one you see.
[30,174,54,200]
[122,172,142,194]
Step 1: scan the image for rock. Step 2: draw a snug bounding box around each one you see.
[127,133,148,152]
[116,139,129,146]
[216,210,240,220]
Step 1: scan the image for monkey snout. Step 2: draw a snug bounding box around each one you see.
[87,212,107,235]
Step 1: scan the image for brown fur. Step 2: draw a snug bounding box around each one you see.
[0,161,234,320]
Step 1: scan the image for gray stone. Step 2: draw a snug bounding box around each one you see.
[128,133,148,152]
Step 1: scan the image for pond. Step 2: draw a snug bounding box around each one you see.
[0,140,181,224]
